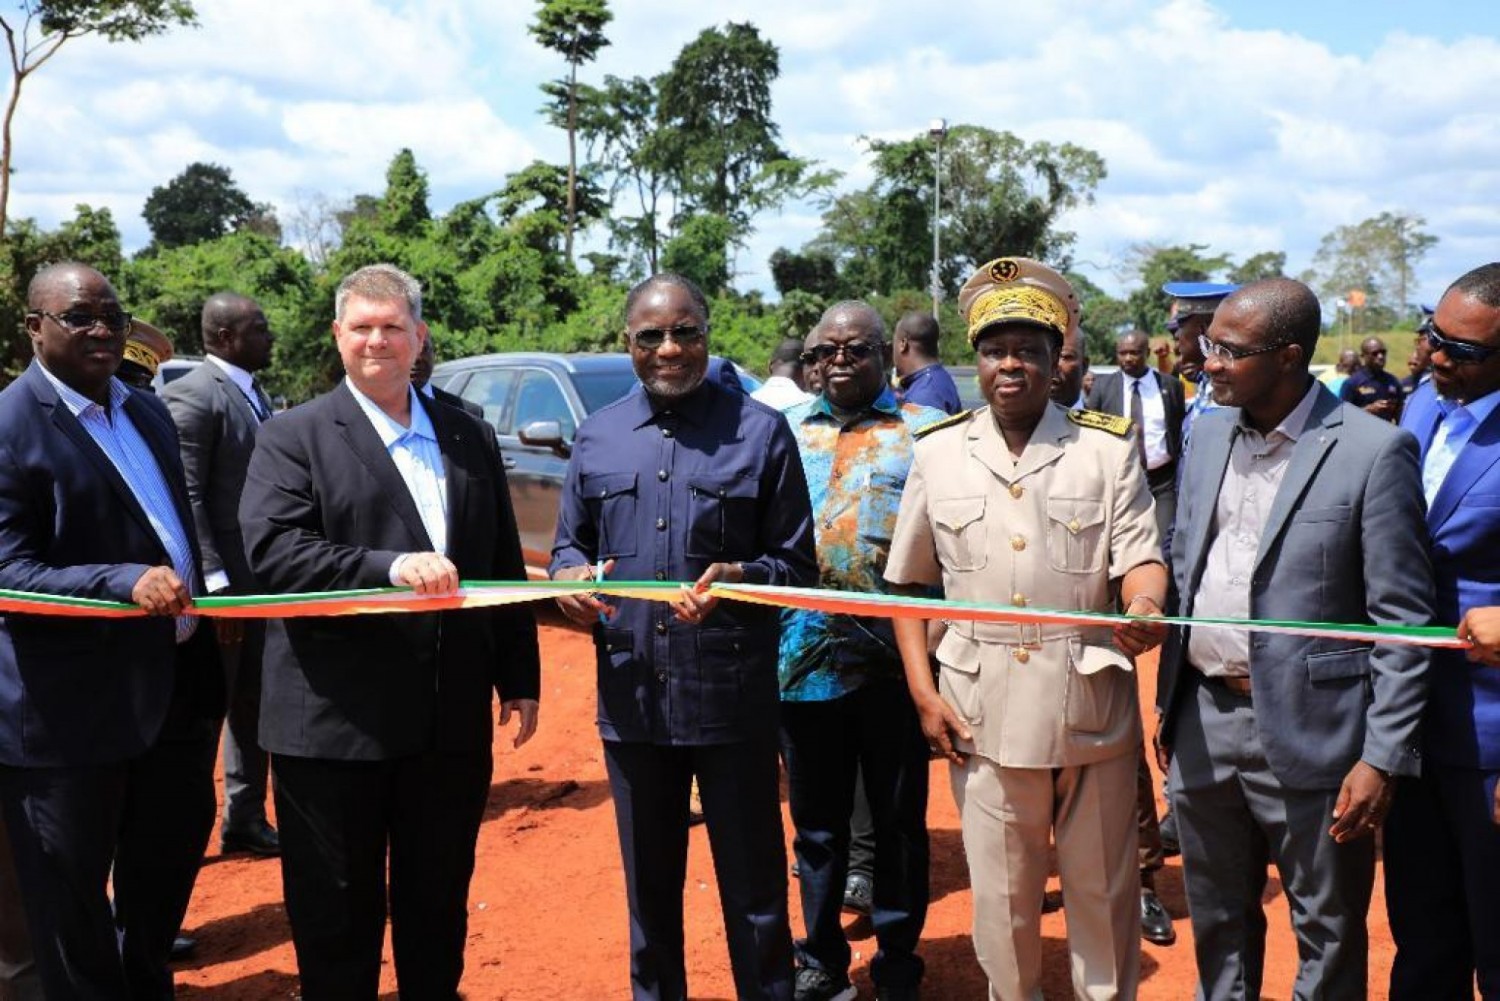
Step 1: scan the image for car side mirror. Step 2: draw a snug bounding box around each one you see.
[518,419,570,458]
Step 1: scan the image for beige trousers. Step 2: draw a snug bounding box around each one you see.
[951,752,1140,1001]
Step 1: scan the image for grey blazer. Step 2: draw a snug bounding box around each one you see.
[161,360,263,589]
[1157,382,1435,789]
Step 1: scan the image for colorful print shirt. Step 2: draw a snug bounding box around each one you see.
[778,390,947,701]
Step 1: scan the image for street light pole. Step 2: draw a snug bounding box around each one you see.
[929,117,948,320]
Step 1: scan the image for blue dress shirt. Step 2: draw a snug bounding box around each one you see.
[345,380,449,566]
[551,378,817,744]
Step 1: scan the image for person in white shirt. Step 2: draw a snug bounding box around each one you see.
[751,337,814,411]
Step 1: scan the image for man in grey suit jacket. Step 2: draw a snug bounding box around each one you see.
[1156,279,1434,1000]
[162,293,280,855]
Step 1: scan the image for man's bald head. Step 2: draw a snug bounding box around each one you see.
[27,262,114,311]
[816,300,886,343]
[201,291,273,372]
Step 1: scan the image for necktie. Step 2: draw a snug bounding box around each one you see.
[250,381,274,422]
[1130,378,1147,469]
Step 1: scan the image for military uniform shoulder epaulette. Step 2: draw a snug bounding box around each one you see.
[914,407,981,440]
[1067,408,1132,437]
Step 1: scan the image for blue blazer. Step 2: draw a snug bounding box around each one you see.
[0,362,203,766]
[1401,379,1500,768]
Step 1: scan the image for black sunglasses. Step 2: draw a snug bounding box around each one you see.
[31,309,132,335]
[801,341,881,365]
[1426,323,1500,366]
[631,325,706,350]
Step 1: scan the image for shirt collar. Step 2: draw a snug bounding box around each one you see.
[419,382,435,399]
[206,353,257,397]
[344,378,436,449]
[804,386,902,423]
[1440,385,1500,427]
[35,360,130,418]
[898,363,939,389]
[1239,377,1321,443]
[630,378,717,428]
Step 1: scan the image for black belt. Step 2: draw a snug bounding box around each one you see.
[1198,672,1252,697]
[1146,460,1178,488]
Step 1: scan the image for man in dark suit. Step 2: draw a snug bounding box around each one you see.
[1157,278,1433,999]
[239,263,540,998]
[0,262,222,998]
[1386,262,1500,999]
[411,335,482,417]
[1087,329,1187,543]
[162,292,281,857]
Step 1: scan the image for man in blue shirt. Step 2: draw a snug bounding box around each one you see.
[1341,336,1403,422]
[893,312,962,415]
[552,273,817,1001]
[778,302,944,1001]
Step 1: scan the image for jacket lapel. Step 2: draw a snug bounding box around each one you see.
[121,389,202,571]
[1253,390,1341,572]
[206,362,260,429]
[331,383,433,549]
[1428,399,1500,532]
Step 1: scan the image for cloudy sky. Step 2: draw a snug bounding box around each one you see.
[8,0,1498,307]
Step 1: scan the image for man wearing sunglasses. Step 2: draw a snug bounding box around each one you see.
[1158,278,1433,1000]
[1340,336,1404,423]
[0,263,222,997]
[551,273,817,1001]
[1386,262,1500,1000]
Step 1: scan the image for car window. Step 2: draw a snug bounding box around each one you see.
[511,369,575,439]
[571,370,641,414]
[459,368,519,430]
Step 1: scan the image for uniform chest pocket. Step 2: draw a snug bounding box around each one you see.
[1047,498,1106,573]
[581,472,639,559]
[932,496,988,572]
[686,475,759,559]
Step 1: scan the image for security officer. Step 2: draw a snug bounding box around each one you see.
[552,273,817,1001]
[1340,336,1403,421]
[1164,282,1238,448]
[885,257,1168,1001]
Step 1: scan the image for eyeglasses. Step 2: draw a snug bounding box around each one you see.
[31,309,132,334]
[1426,323,1500,366]
[800,341,881,365]
[631,325,706,350]
[1198,333,1287,364]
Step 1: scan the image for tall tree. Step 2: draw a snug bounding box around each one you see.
[573,73,672,273]
[1,0,196,235]
[1227,250,1286,285]
[1123,243,1230,334]
[530,0,611,266]
[1304,212,1437,324]
[806,125,1105,299]
[140,161,263,251]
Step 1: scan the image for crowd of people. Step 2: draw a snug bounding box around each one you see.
[0,253,1497,1001]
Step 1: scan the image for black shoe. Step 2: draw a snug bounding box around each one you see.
[1159,809,1181,858]
[1042,889,1064,914]
[169,935,197,961]
[1140,888,1176,946]
[794,966,857,1001]
[842,871,873,916]
[221,818,280,856]
[876,985,921,1001]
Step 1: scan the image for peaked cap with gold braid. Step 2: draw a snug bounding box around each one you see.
[958,257,1079,348]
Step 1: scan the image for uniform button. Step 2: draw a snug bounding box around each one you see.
[1009,483,1024,499]
[655,621,668,635]
[1011,535,1026,551]
[1230,576,1242,585]
[1011,593,1027,606]
[656,518,667,531]
[1067,519,1081,533]
[656,671,668,682]
[658,469,669,481]
[661,427,673,438]
[1014,648,1031,663]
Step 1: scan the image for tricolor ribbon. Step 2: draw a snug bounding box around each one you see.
[0,582,1470,650]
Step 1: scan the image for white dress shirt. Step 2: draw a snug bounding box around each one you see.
[206,353,270,422]
[1114,372,1172,470]
[751,375,813,412]
[344,381,449,583]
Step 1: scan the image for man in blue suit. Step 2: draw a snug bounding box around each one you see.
[0,263,219,998]
[1387,261,1500,1000]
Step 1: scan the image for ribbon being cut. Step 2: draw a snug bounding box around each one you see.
[0,581,1469,650]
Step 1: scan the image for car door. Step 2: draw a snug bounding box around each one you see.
[499,368,578,573]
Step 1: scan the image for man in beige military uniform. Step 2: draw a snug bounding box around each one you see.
[886,257,1168,1001]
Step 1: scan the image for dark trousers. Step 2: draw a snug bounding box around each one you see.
[115,728,219,1000]
[220,622,271,830]
[779,678,930,989]
[1146,461,1177,555]
[1136,743,1164,884]
[0,806,42,1001]
[1385,765,1500,1000]
[0,763,131,999]
[847,766,874,879]
[272,749,492,1000]
[602,736,794,1001]
[1171,674,1373,1000]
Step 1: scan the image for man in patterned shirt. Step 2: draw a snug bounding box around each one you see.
[777,302,946,1001]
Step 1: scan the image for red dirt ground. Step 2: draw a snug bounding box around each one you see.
[176,614,1401,999]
